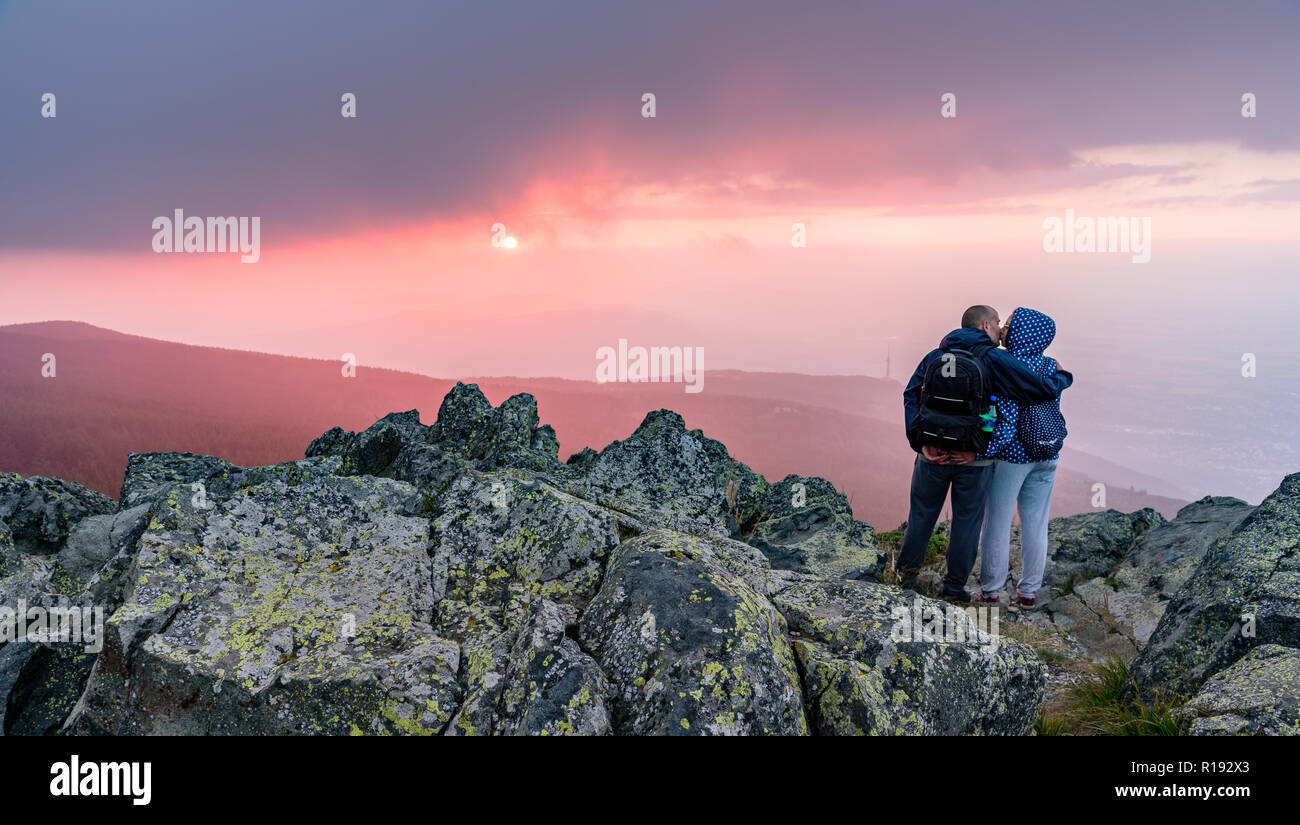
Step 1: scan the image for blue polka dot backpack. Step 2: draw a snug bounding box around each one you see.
[1018,358,1068,460]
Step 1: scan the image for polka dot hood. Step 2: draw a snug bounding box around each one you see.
[980,307,1064,463]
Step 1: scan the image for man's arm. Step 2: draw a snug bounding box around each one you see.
[986,348,1073,404]
[902,352,933,433]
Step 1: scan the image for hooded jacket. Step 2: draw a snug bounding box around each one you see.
[902,321,1073,450]
[980,307,1065,463]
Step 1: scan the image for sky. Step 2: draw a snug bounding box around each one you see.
[1,0,1299,500]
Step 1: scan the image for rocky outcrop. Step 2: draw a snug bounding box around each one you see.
[1032,508,1166,593]
[1180,645,1300,736]
[580,530,807,735]
[0,474,121,735]
[3,383,1059,735]
[747,475,886,581]
[559,409,769,537]
[1,474,114,557]
[1130,473,1300,703]
[1012,499,1250,663]
[777,578,1043,735]
[66,467,463,735]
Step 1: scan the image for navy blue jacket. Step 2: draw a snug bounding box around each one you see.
[902,327,1073,436]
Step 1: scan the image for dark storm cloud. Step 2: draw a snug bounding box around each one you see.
[1,0,1297,251]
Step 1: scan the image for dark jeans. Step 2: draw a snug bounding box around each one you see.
[898,455,992,596]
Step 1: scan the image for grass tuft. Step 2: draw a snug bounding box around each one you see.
[1040,657,1187,736]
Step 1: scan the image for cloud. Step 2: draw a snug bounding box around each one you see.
[2,0,1299,253]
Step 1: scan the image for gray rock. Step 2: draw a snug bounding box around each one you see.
[0,473,113,555]
[1131,474,1300,703]
[579,529,807,735]
[747,474,886,581]
[1182,645,1300,735]
[559,409,769,538]
[432,472,622,736]
[55,505,151,603]
[494,599,612,736]
[306,384,562,489]
[1034,508,1166,593]
[1,383,1076,736]
[430,471,622,641]
[0,641,97,736]
[0,475,124,736]
[775,578,1044,735]
[66,472,461,735]
[1021,498,1252,663]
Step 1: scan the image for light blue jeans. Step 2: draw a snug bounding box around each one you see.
[979,459,1058,598]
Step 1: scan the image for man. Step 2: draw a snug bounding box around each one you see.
[898,305,1072,602]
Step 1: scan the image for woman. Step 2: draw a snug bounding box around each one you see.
[974,307,1065,609]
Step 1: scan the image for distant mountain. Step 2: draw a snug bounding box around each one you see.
[0,321,1188,528]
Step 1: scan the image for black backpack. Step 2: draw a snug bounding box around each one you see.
[1017,359,1068,460]
[907,348,992,454]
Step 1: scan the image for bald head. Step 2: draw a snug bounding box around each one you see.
[961,305,998,329]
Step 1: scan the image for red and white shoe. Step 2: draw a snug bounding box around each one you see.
[1016,589,1037,610]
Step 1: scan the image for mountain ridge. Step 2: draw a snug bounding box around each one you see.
[0,320,1190,529]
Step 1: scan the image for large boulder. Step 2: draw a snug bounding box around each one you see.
[0,474,114,556]
[775,578,1044,735]
[429,471,623,736]
[481,598,612,736]
[306,384,562,489]
[1030,508,1165,594]
[66,469,463,735]
[1019,499,1252,662]
[578,529,807,735]
[1131,473,1300,703]
[0,642,98,735]
[0,474,119,735]
[560,409,768,537]
[0,385,1092,736]
[1181,645,1300,736]
[430,471,623,642]
[746,475,885,581]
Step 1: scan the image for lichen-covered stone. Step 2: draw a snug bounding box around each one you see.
[1032,508,1165,593]
[1132,474,1300,703]
[559,409,769,537]
[1030,497,1255,662]
[0,642,97,735]
[1182,645,1300,735]
[117,452,240,509]
[495,599,612,736]
[2,383,1170,736]
[774,578,1043,735]
[0,473,114,555]
[54,505,151,603]
[430,471,622,641]
[306,384,561,489]
[65,472,461,735]
[747,475,885,581]
[0,474,126,736]
[579,529,807,735]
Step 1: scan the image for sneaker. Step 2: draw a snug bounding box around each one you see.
[973,592,1001,604]
[941,589,972,604]
[1016,589,1037,610]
